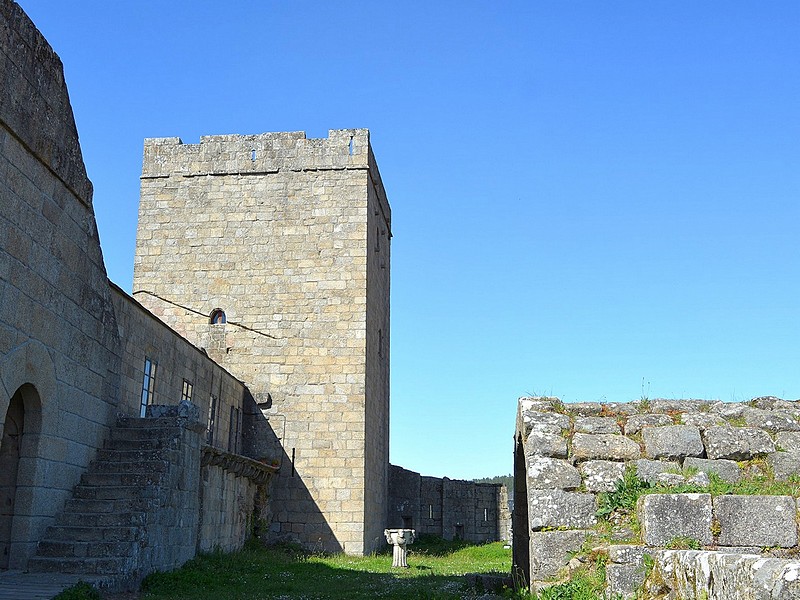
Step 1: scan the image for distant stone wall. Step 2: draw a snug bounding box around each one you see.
[513,396,800,597]
[388,465,510,543]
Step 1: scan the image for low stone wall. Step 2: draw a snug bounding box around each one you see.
[199,446,275,553]
[513,396,800,596]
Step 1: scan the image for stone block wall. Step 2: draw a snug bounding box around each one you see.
[110,285,246,452]
[133,130,391,554]
[388,465,510,543]
[513,396,800,596]
[199,447,274,553]
[0,0,121,568]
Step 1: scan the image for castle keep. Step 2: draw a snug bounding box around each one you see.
[132,132,391,554]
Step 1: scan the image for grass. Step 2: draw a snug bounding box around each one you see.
[132,535,513,600]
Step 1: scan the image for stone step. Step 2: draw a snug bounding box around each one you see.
[36,540,136,559]
[103,436,178,452]
[108,426,182,444]
[91,459,169,474]
[56,512,146,528]
[80,472,163,488]
[95,447,180,463]
[72,484,155,501]
[45,525,142,543]
[27,556,132,575]
[65,496,157,514]
[117,416,179,429]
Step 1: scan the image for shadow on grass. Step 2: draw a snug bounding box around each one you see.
[138,539,513,600]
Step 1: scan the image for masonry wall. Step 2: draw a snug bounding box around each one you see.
[110,286,245,451]
[198,446,275,553]
[133,131,391,554]
[514,395,800,597]
[388,465,508,543]
[0,0,121,568]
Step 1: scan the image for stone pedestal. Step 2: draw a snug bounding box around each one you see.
[384,528,415,568]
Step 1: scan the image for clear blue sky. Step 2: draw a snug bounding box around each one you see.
[19,1,800,480]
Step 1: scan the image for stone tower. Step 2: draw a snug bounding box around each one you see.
[132,129,391,554]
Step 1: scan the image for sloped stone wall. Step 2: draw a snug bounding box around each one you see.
[514,396,800,597]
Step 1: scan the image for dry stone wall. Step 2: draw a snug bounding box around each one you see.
[514,396,800,598]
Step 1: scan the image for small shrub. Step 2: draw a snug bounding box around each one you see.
[665,536,701,550]
[596,466,650,520]
[52,581,101,600]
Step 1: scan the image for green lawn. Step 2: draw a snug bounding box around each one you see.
[136,536,513,600]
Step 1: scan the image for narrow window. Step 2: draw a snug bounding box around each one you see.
[140,358,157,417]
[484,508,488,522]
[207,394,218,445]
[378,329,383,358]
[348,136,354,156]
[251,148,257,161]
[181,380,193,403]
[375,227,380,252]
[429,504,433,519]
[210,309,226,325]
[228,406,241,453]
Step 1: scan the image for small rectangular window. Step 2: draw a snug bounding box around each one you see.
[181,380,193,403]
[140,357,157,417]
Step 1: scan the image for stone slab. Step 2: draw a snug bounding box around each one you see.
[702,426,775,460]
[638,493,713,546]
[529,530,588,581]
[528,489,597,530]
[714,495,797,548]
[642,425,703,460]
[526,457,581,490]
[579,460,625,492]
[571,433,640,462]
[683,457,742,484]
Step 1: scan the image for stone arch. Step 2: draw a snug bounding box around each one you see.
[0,384,41,569]
[0,341,57,569]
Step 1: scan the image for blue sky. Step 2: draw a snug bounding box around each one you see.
[19,1,800,479]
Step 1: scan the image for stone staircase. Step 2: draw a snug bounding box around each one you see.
[26,417,184,587]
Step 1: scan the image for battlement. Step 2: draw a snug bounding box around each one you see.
[142,129,373,179]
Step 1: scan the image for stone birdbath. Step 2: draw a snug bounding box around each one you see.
[384,528,416,568]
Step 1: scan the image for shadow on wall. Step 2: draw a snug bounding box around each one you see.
[242,392,339,552]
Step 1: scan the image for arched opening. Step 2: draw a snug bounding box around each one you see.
[0,384,36,569]
[209,309,226,325]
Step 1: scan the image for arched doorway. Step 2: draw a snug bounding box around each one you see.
[0,384,35,569]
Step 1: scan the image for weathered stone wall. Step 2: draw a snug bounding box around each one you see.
[388,465,509,543]
[642,549,800,599]
[199,447,273,553]
[0,2,280,578]
[133,131,391,554]
[514,396,800,596]
[110,285,245,451]
[0,0,121,568]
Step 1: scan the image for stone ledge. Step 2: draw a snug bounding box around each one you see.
[201,446,278,485]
